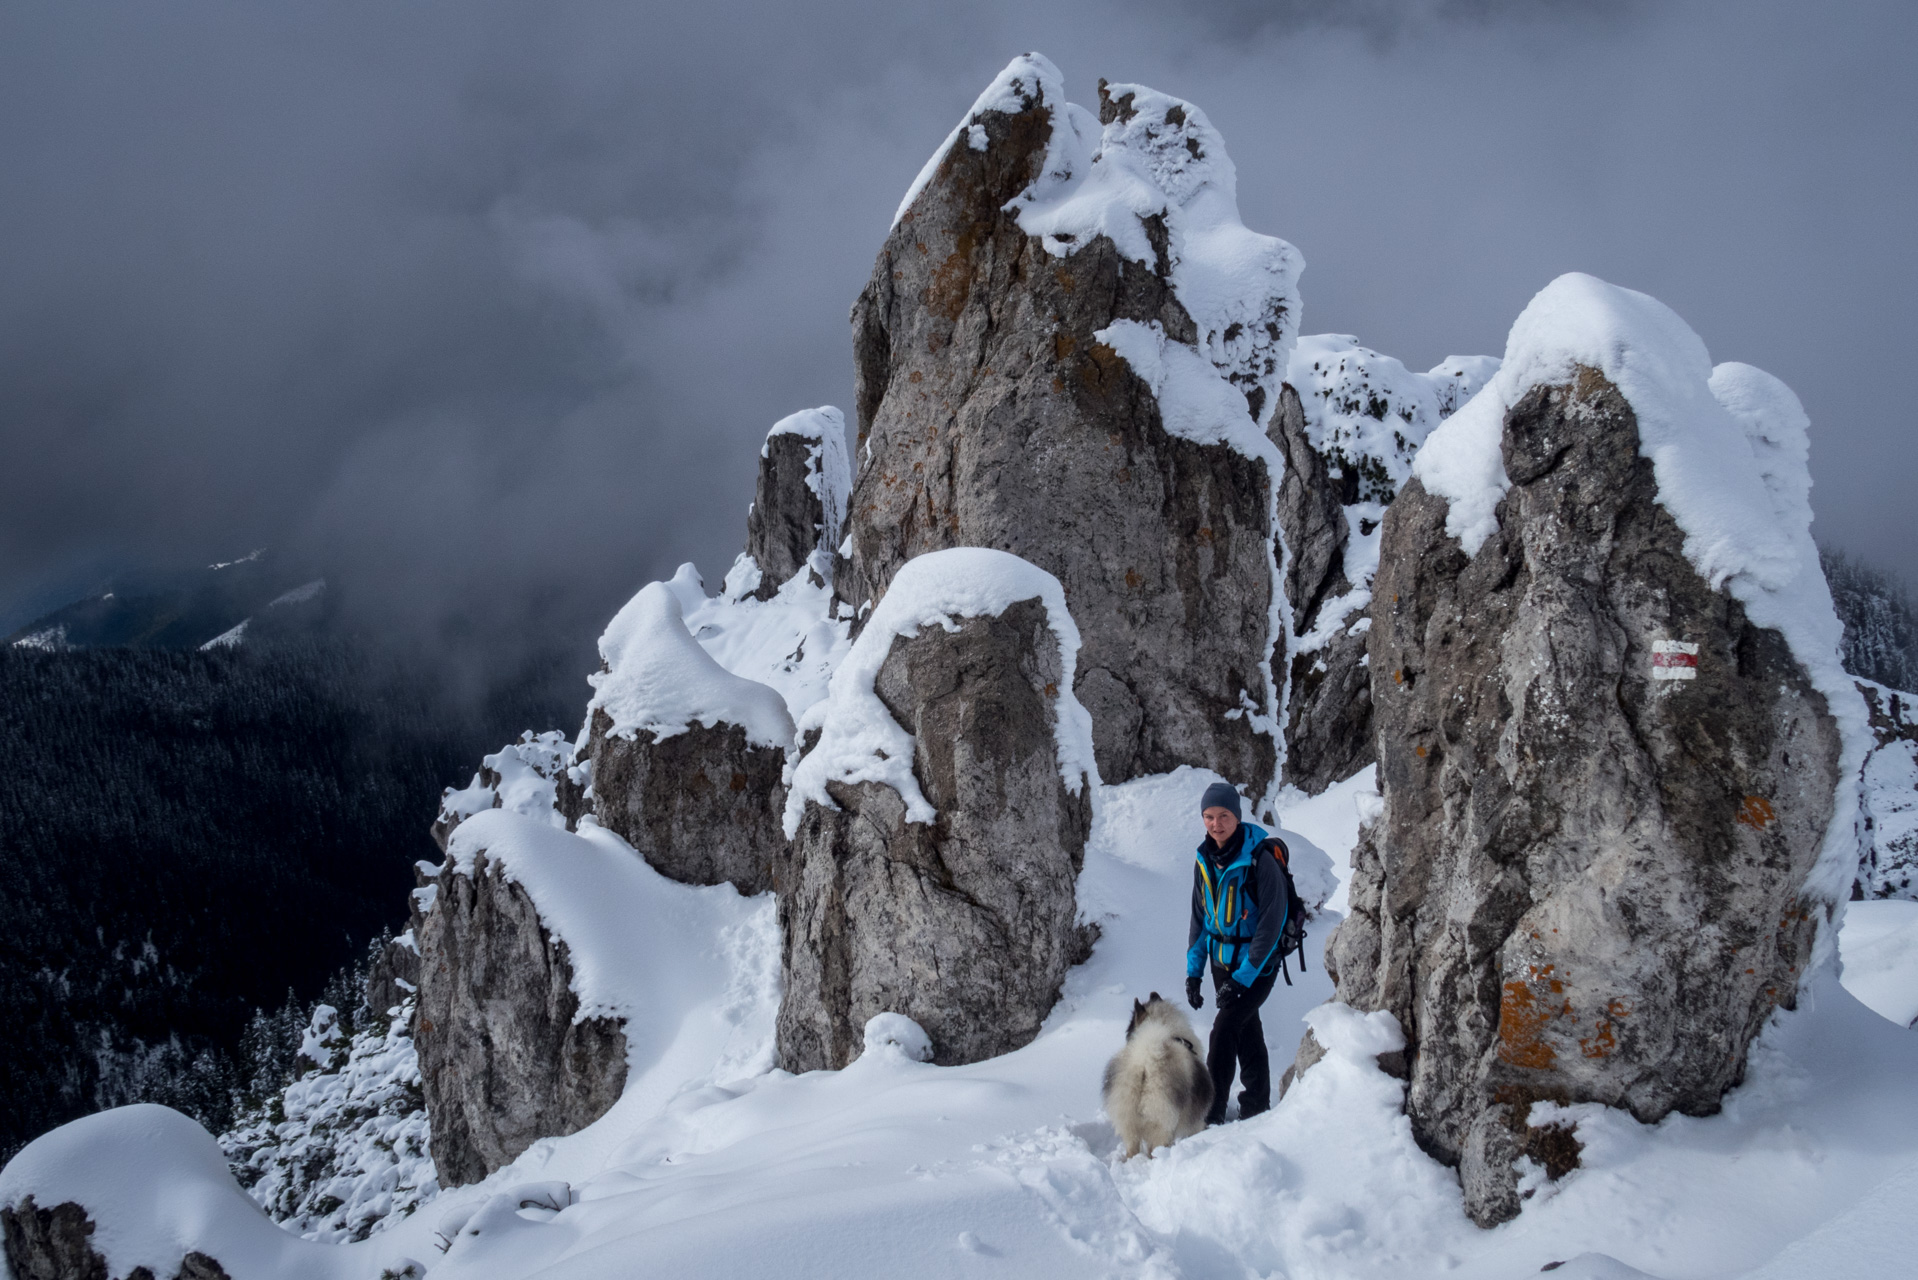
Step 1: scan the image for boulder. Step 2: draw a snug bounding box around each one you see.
[839,55,1297,790]
[739,407,851,600]
[1304,275,1855,1226]
[777,549,1097,1071]
[0,1106,297,1280]
[572,582,794,894]
[413,853,625,1188]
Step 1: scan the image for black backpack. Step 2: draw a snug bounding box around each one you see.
[1254,836,1309,985]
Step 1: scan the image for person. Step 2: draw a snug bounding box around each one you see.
[1184,780,1287,1126]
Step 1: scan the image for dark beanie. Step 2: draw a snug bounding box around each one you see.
[1200,781,1242,819]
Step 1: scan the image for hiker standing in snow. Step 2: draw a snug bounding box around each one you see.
[1185,781,1294,1126]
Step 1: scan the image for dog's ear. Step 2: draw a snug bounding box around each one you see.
[1132,998,1145,1015]
[1147,991,1161,1004]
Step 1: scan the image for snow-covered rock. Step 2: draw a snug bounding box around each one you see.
[1839,898,1918,1028]
[1288,334,1497,506]
[1310,273,1862,1226]
[432,730,573,851]
[777,549,1098,1071]
[574,581,793,893]
[738,407,850,602]
[1857,679,1918,900]
[1274,336,1498,795]
[844,54,1292,792]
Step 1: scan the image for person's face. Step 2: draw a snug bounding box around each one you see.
[1202,806,1239,846]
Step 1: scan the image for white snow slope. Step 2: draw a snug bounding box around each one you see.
[8,764,1918,1280]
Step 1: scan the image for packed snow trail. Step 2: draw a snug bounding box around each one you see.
[12,767,1918,1279]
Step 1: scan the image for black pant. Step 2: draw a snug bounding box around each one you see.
[1206,960,1279,1124]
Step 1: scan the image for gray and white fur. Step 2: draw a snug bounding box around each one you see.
[1102,993,1213,1158]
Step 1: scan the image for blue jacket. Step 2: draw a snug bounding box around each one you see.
[1186,822,1288,987]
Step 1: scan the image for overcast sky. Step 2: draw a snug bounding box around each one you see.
[3,0,1912,655]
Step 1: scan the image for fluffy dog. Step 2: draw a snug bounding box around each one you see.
[1102,992,1212,1158]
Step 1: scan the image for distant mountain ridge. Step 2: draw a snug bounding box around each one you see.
[5,550,326,652]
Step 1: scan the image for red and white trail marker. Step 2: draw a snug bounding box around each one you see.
[1652,639,1699,681]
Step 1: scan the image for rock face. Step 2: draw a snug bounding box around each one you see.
[1857,680,1918,900]
[363,929,421,1019]
[1312,366,1843,1226]
[839,58,1294,790]
[742,408,850,600]
[573,582,794,895]
[1,1197,230,1280]
[1275,338,1501,794]
[576,714,786,895]
[1269,381,1372,794]
[414,856,625,1187]
[777,580,1095,1071]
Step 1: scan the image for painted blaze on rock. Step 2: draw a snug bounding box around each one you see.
[840,57,1290,789]
[1311,365,1841,1226]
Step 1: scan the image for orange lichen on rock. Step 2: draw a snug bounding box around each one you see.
[1735,795,1776,829]
[1498,966,1568,1070]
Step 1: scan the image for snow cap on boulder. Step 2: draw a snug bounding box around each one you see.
[784,547,1096,837]
[587,581,795,752]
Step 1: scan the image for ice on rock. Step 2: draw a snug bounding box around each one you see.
[891,53,1094,232]
[1017,77,1302,442]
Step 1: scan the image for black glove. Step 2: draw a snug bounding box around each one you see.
[1217,978,1248,1007]
[1185,975,1204,1010]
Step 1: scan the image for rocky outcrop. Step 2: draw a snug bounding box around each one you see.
[2,1198,111,1280]
[1269,381,1373,794]
[363,929,421,1018]
[414,856,625,1187]
[778,551,1096,1071]
[432,730,573,850]
[1,1198,230,1280]
[839,57,1296,790]
[1308,359,1844,1226]
[573,582,794,894]
[577,714,786,895]
[1275,338,1501,794]
[1857,680,1918,899]
[741,407,850,600]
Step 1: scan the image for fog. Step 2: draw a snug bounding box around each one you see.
[3,0,1912,672]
